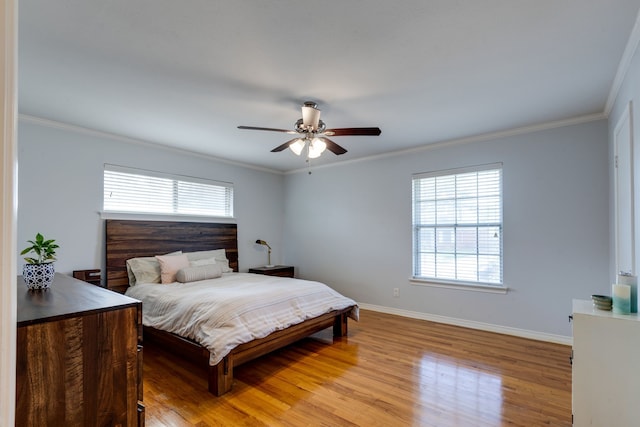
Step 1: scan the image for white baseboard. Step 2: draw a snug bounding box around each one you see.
[357,303,572,346]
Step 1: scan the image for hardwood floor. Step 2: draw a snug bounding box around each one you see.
[143,309,572,426]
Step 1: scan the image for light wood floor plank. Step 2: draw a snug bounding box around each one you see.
[143,309,571,426]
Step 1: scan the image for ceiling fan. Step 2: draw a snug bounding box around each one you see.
[238,101,381,159]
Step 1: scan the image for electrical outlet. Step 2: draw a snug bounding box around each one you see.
[393,288,399,297]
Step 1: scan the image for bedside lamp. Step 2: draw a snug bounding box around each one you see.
[255,239,273,267]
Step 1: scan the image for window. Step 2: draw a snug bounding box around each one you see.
[412,164,502,287]
[104,164,233,218]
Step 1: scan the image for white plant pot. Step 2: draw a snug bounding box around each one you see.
[23,263,55,290]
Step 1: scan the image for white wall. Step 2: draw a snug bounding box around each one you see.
[17,114,611,340]
[17,118,285,278]
[608,26,640,285]
[283,120,609,338]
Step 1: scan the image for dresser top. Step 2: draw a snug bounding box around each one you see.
[573,299,640,322]
[17,273,140,326]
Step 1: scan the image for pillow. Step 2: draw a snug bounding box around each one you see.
[185,250,233,273]
[155,253,190,284]
[126,251,182,285]
[125,263,137,286]
[190,257,217,267]
[185,249,226,261]
[176,264,223,283]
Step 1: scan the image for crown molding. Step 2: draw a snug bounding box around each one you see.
[18,114,284,175]
[20,110,605,178]
[286,112,606,175]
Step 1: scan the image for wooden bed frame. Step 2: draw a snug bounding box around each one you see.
[105,219,354,396]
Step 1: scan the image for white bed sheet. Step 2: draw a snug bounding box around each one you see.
[125,272,358,365]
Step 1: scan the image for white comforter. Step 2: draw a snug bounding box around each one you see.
[125,273,358,365]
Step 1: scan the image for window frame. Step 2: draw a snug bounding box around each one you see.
[102,164,234,221]
[411,163,504,291]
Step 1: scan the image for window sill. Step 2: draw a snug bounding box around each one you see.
[99,211,236,223]
[409,278,508,294]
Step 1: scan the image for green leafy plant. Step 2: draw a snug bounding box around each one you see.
[20,233,59,264]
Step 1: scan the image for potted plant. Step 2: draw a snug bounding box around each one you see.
[21,233,59,290]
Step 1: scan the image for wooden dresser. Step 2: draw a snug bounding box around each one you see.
[16,273,144,426]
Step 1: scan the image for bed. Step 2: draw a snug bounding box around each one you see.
[105,219,358,396]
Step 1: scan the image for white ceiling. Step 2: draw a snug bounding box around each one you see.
[18,1,640,172]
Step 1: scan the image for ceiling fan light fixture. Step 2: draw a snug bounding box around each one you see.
[301,102,321,130]
[308,137,327,159]
[289,138,306,156]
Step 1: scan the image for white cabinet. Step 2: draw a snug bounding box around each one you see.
[572,299,640,426]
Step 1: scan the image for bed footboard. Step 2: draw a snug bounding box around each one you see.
[145,307,354,396]
[205,307,353,396]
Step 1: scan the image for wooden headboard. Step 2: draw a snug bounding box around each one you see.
[105,219,238,293]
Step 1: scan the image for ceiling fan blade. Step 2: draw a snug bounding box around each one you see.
[271,138,300,152]
[238,125,297,134]
[324,127,382,137]
[318,137,347,155]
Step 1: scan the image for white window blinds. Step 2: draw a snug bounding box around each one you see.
[412,164,503,286]
[104,164,234,218]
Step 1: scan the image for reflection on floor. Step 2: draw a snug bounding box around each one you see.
[143,309,572,426]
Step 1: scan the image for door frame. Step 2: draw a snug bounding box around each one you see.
[0,1,18,425]
[614,100,635,275]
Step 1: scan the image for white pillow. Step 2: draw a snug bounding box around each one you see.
[126,251,182,285]
[185,250,233,272]
[176,264,223,283]
[185,249,225,261]
[190,257,217,267]
[156,253,190,284]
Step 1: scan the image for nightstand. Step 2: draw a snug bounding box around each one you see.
[249,265,294,278]
[72,269,102,286]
